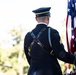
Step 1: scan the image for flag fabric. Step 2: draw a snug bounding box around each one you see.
[66,0,76,54]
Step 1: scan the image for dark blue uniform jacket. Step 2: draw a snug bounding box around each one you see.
[24,24,76,75]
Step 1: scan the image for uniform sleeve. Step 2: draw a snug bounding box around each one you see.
[51,30,76,65]
[24,33,31,65]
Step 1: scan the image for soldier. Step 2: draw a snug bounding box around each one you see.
[24,7,76,75]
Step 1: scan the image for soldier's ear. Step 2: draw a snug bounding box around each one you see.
[35,17,38,21]
[46,16,50,21]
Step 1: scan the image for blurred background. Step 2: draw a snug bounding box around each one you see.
[0,0,69,75]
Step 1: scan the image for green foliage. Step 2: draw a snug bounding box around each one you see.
[0,25,29,75]
[0,44,29,75]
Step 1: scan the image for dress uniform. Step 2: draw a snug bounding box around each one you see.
[24,7,76,75]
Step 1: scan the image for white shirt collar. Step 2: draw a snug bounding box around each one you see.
[38,22,48,25]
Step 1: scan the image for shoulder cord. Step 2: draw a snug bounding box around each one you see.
[48,28,52,47]
[48,28,54,55]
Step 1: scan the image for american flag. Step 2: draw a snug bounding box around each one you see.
[66,0,76,54]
